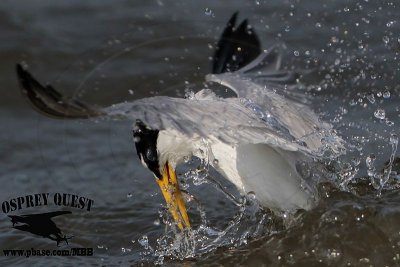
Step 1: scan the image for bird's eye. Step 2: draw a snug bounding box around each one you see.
[146,148,157,161]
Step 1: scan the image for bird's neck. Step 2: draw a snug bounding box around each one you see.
[157,129,245,192]
[157,129,204,170]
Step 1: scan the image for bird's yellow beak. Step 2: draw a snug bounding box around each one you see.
[156,162,190,230]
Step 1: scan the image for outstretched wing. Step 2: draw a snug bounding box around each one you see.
[16,64,103,119]
[105,89,342,157]
[16,65,342,156]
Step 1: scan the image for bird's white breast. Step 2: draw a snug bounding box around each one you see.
[158,129,317,213]
[207,137,245,191]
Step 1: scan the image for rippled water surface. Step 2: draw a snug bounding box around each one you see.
[1,1,400,266]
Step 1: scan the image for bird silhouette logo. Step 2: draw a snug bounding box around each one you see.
[8,211,73,246]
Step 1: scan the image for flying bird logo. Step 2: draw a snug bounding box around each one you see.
[8,211,73,246]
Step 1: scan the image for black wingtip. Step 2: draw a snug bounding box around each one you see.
[15,63,101,119]
[212,12,261,74]
[16,63,31,94]
[16,63,33,87]
[237,19,248,30]
[228,11,238,28]
[16,63,23,74]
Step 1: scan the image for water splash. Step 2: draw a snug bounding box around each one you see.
[149,199,279,264]
[381,134,399,190]
[363,134,399,195]
[137,164,286,264]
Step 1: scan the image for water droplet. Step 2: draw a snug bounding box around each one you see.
[181,155,190,163]
[138,235,149,249]
[127,193,133,198]
[294,50,300,56]
[383,36,390,44]
[376,91,382,97]
[351,158,361,166]
[390,134,398,145]
[247,191,256,200]
[213,159,219,165]
[205,8,213,16]
[366,94,375,104]
[366,154,376,178]
[386,21,395,27]
[383,90,390,98]
[328,249,341,258]
[133,136,141,143]
[153,219,160,226]
[361,17,370,24]
[349,99,357,106]
[386,120,394,126]
[374,108,386,119]
[128,89,134,95]
[359,258,370,263]
[366,154,376,167]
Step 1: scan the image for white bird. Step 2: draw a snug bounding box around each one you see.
[16,13,344,230]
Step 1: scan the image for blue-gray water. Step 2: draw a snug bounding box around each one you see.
[1,1,400,266]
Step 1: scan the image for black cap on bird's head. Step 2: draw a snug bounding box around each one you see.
[133,120,161,178]
[132,120,190,230]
